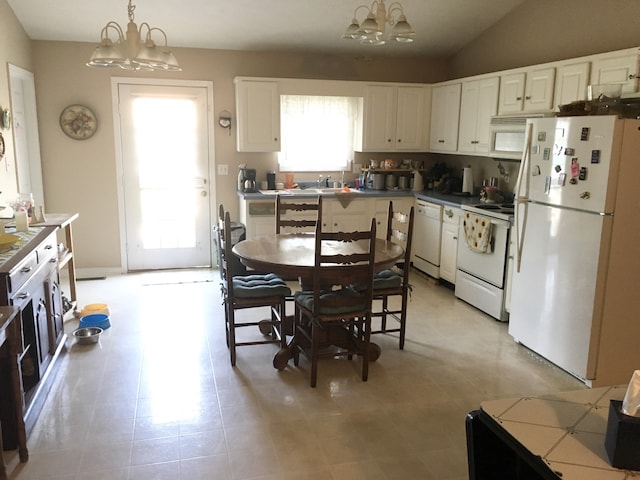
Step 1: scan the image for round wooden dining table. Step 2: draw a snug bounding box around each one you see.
[232,232,405,369]
[232,232,404,285]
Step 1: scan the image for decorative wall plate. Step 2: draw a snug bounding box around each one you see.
[59,104,97,140]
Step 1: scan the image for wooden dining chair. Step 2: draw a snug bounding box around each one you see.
[292,218,376,387]
[275,195,322,234]
[217,205,291,366]
[370,201,415,349]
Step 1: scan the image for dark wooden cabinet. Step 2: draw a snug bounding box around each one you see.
[0,224,71,450]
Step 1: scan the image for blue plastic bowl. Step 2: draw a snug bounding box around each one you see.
[79,313,111,330]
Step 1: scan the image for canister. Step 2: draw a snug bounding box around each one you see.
[371,173,385,190]
[385,174,397,189]
[398,175,409,190]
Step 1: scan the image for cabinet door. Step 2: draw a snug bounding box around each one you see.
[458,78,498,154]
[458,81,481,154]
[429,83,461,152]
[235,80,280,152]
[33,285,51,373]
[498,72,525,114]
[440,207,462,284]
[440,222,459,284]
[523,67,555,112]
[45,268,64,352]
[324,198,372,233]
[590,54,639,95]
[362,85,396,151]
[395,86,426,150]
[241,200,276,239]
[554,62,590,108]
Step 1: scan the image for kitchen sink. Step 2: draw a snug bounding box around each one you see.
[285,187,362,195]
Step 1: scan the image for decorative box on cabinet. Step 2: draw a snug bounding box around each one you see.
[234,78,280,152]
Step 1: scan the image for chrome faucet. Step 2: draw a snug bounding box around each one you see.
[317,175,324,188]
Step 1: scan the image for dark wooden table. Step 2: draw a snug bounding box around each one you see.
[232,233,404,369]
[232,232,404,284]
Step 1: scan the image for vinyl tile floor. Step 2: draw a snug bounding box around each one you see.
[3,268,585,479]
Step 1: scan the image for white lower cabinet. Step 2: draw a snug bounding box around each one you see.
[240,195,416,241]
[440,206,462,283]
[238,197,276,239]
[323,198,368,232]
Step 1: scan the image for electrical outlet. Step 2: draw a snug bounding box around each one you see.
[217,164,229,175]
[352,162,362,173]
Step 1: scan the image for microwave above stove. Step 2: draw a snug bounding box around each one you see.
[489,114,550,160]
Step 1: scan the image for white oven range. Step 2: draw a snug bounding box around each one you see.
[454,203,513,322]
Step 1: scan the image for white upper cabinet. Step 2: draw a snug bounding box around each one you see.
[358,84,427,152]
[554,62,590,109]
[457,77,499,155]
[429,83,461,153]
[590,54,639,95]
[498,67,555,114]
[235,79,281,152]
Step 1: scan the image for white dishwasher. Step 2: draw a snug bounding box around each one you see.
[412,199,442,278]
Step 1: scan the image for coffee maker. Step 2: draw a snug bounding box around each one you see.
[238,167,257,193]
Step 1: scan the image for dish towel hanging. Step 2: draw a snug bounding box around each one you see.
[463,212,493,253]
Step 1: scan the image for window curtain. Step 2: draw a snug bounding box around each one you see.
[278,95,359,172]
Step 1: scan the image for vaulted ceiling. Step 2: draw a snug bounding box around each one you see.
[8,0,525,58]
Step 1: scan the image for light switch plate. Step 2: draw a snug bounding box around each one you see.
[352,162,362,173]
[217,164,229,175]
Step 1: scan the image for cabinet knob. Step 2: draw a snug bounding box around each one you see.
[438,139,445,143]
[525,96,531,100]
[397,139,401,143]
[387,139,392,143]
[453,236,458,240]
[516,96,522,100]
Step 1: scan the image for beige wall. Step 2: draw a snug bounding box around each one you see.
[32,42,447,273]
[450,0,640,78]
[4,0,640,274]
[0,0,32,204]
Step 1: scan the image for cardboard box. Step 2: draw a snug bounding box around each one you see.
[605,400,640,470]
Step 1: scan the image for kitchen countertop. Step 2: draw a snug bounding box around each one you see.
[238,188,485,207]
[477,385,635,479]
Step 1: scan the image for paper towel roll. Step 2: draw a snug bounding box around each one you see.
[462,167,474,194]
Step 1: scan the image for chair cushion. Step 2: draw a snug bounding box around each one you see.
[373,269,403,289]
[294,288,366,315]
[232,273,291,298]
[351,269,402,292]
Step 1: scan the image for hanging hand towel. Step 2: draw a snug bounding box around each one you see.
[463,212,493,253]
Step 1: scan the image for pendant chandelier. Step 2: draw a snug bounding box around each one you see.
[86,0,181,71]
[343,0,415,45]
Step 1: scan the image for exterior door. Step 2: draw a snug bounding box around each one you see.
[118,83,211,270]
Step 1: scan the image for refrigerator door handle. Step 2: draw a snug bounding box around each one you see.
[514,123,533,273]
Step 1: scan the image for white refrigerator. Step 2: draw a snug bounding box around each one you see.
[509,115,640,387]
